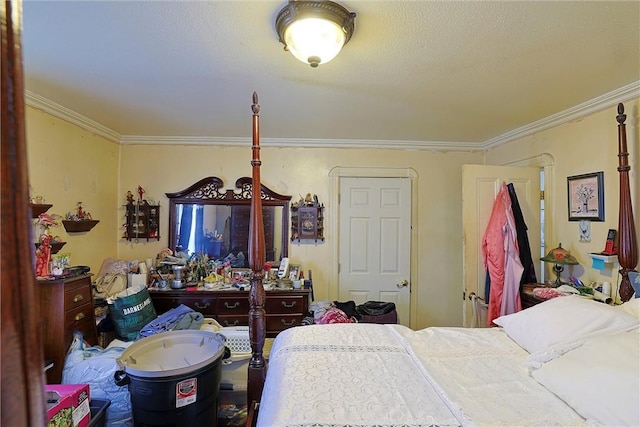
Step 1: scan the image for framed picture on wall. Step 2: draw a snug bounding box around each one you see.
[567,171,604,221]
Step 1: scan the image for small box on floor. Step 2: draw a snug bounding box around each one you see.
[45,384,91,427]
[46,390,73,427]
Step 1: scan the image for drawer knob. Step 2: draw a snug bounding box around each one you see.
[224,320,240,327]
[281,319,297,326]
[74,313,85,321]
[73,294,84,303]
[224,301,240,309]
[281,301,297,308]
[195,302,210,309]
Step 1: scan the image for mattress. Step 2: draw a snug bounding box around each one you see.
[256,323,586,427]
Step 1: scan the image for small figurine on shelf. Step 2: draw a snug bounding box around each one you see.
[66,202,92,221]
[36,212,64,244]
[137,185,145,202]
[37,212,60,237]
[35,234,52,278]
[126,190,135,204]
[29,185,45,204]
[63,202,99,232]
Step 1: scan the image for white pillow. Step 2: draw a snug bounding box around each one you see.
[493,295,639,353]
[531,331,640,426]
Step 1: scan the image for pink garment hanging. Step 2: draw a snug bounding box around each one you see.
[482,183,523,325]
[501,199,523,317]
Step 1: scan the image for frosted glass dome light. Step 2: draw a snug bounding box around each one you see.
[276,1,356,68]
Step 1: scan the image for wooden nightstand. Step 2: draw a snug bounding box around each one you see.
[520,283,551,309]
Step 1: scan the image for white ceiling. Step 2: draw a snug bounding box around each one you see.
[21,1,640,150]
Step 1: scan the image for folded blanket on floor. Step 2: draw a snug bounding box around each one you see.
[174,311,204,331]
[137,304,202,339]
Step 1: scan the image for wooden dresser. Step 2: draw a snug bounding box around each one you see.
[38,274,97,383]
[149,288,310,337]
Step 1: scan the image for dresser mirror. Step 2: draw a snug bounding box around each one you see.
[166,177,291,267]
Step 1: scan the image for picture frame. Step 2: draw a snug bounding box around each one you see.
[231,268,252,283]
[567,171,604,221]
[288,264,300,281]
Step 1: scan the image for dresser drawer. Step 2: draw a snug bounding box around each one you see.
[66,314,97,342]
[64,303,94,328]
[266,314,302,333]
[216,315,248,328]
[64,284,92,309]
[265,295,305,314]
[151,294,217,316]
[216,296,250,315]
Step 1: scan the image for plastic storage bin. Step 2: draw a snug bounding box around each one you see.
[88,399,110,427]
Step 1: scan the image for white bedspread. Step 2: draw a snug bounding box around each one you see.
[258,323,460,426]
[398,326,585,426]
[257,323,586,427]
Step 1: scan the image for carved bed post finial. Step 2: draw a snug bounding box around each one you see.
[616,102,625,121]
[247,92,267,405]
[252,91,260,114]
[615,102,638,302]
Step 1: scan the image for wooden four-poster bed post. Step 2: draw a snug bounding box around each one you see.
[615,103,638,302]
[247,92,267,406]
[2,0,48,425]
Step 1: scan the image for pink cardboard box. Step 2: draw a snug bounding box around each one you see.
[45,384,91,427]
[46,390,73,427]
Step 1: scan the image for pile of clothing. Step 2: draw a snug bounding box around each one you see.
[137,304,204,339]
[302,300,397,325]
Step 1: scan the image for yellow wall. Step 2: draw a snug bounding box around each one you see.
[485,99,640,301]
[25,98,638,328]
[118,144,482,329]
[26,107,120,276]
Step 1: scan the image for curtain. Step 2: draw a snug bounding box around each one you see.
[194,205,204,253]
[177,205,193,253]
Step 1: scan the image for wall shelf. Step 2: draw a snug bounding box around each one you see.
[62,220,99,233]
[123,201,160,241]
[30,203,53,218]
[588,252,618,271]
[588,253,618,263]
[35,241,67,254]
[291,197,324,243]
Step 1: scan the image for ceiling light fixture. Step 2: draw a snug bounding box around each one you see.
[275,0,356,68]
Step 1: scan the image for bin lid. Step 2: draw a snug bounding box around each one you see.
[117,330,226,378]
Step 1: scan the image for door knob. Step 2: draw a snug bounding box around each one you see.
[396,279,409,288]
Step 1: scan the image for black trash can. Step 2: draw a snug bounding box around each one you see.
[115,330,226,427]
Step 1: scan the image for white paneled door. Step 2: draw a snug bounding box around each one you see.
[462,165,541,327]
[338,177,411,325]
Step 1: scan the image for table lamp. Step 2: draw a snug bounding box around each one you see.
[540,243,579,287]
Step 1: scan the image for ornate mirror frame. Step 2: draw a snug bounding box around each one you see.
[166,177,291,264]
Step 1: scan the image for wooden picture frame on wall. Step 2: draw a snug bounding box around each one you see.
[567,171,604,221]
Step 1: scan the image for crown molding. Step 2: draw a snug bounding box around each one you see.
[482,80,640,150]
[26,81,639,151]
[25,91,121,143]
[119,134,483,151]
